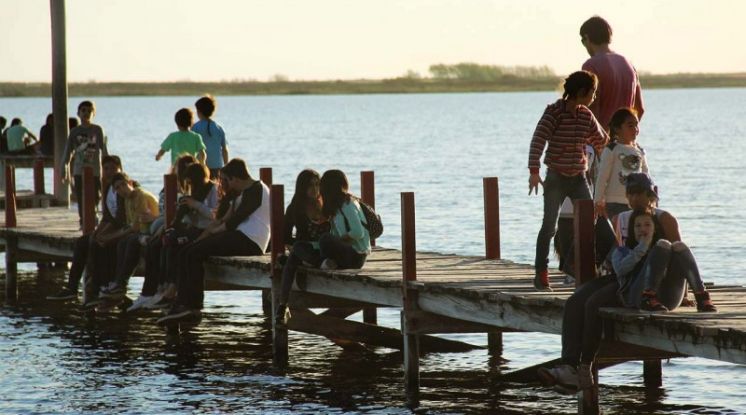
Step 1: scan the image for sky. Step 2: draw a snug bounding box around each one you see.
[1,0,745,82]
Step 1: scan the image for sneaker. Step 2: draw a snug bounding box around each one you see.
[81,297,104,309]
[47,287,77,301]
[126,295,154,313]
[142,292,165,309]
[150,296,174,309]
[537,364,578,394]
[100,283,126,299]
[695,291,717,312]
[562,274,576,286]
[533,270,552,292]
[320,259,338,271]
[274,304,291,327]
[156,305,201,325]
[577,363,594,391]
[640,290,668,312]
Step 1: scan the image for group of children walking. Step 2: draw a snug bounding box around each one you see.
[46,96,373,327]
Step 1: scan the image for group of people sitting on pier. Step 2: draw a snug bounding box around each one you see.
[0,110,80,156]
[528,16,717,395]
[46,96,373,327]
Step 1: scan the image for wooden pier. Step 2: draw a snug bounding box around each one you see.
[3,175,746,414]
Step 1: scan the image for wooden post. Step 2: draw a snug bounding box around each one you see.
[164,174,178,227]
[361,171,378,325]
[483,177,501,260]
[4,165,17,228]
[82,166,96,234]
[5,233,18,302]
[270,184,288,367]
[260,167,273,316]
[573,199,596,286]
[400,192,419,407]
[33,158,45,195]
[487,332,503,357]
[643,360,662,388]
[579,365,600,415]
[50,0,70,205]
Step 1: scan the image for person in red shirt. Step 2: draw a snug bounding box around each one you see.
[580,16,645,129]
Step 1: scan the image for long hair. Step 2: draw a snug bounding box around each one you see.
[291,169,321,223]
[184,162,212,202]
[174,154,197,192]
[625,208,662,249]
[608,107,638,144]
[320,169,351,218]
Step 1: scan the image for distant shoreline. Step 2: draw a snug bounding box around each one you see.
[2,73,746,97]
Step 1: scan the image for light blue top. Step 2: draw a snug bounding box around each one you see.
[192,119,227,169]
[330,200,371,255]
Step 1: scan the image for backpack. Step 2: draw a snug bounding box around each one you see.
[340,198,383,240]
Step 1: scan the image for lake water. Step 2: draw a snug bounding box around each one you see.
[2,89,746,414]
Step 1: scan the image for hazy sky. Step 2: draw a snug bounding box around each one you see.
[2,0,744,82]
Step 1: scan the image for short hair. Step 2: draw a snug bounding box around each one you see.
[580,16,612,44]
[195,95,216,117]
[0,116,6,127]
[10,118,22,126]
[69,117,79,130]
[174,108,194,128]
[102,155,123,169]
[78,100,95,112]
[562,71,597,100]
[221,158,251,180]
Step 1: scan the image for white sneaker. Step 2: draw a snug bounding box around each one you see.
[562,274,576,286]
[320,259,338,270]
[143,292,165,309]
[127,295,154,313]
[537,364,579,394]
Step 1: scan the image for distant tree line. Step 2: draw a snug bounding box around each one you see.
[427,63,556,81]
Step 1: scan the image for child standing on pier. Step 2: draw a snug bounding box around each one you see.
[63,100,109,226]
[528,71,609,291]
[155,108,206,166]
[192,95,229,179]
[594,108,648,219]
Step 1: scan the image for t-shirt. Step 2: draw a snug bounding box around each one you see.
[6,125,32,152]
[124,187,160,234]
[192,119,227,169]
[63,124,108,177]
[106,186,118,218]
[582,52,644,128]
[160,130,206,166]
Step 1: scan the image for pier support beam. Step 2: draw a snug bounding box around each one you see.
[270,184,288,367]
[643,360,662,388]
[487,332,503,357]
[50,0,70,205]
[260,167,273,317]
[400,192,419,407]
[361,171,377,325]
[34,159,45,195]
[483,177,501,260]
[573,199,596,286]
[164,174,177,226]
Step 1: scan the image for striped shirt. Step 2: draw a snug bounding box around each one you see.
[528,99,609,176]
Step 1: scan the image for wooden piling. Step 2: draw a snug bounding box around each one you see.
[260,167,273,316]
[163,174,178,227]
[643,359,663,388]
[400,192,419,406]
[361,171,378,325]
[82,167,96,235]
[4,165,17,228]
[50,0,70,205]
[573,199,596,286]
[483,177,501,260]
[270,183,288,366]
[33,158,45,195]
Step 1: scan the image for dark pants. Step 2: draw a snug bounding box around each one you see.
[561,275,621,366]
[161,227,204,286]
[113,234,142,287]
[535,170,591,273]
[319,233,367,269]
[86,240,119,297]
[73,174,102,225]
[176,231,263,309]
[141,237,163,296]
[280,241,322,304]
[67,234,91,291]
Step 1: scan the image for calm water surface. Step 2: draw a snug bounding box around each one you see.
[2,89,746,414]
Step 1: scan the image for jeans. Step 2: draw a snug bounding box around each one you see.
[141,236,163,296]
[176,230,263,309]
[86,239,119,296]
[66,234,91,291]
[73,174,101,226]
[535,170,592,272]
[280,241,322,304]
[113,234,143,287]
[161,227,204,286]
[319,233,367,269]
[561,275,621,366]
[624,240,706,310]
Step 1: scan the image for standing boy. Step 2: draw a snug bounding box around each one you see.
[63,100,109,226]
[192,95,228,178]
[155,108,206,166]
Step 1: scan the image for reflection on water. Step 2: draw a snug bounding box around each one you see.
[1,270,736,414]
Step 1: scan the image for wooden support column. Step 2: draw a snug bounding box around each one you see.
[4,165,17,227]
[33,158,45,195]
[360,170,377,325]
[260,167,273,317]
[487,332,503,357]
[483,177,501,260]
[573,199,596,286]
[270,184,288,367]
[50,0,70,205]
[400,192,419,407]
[643,360,662,388]
[82,166,96,235]
[163,174,177,227]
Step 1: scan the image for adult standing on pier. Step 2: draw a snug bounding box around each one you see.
[580,16,645,129]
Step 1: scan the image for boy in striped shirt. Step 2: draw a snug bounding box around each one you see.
[528,71,609,291]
